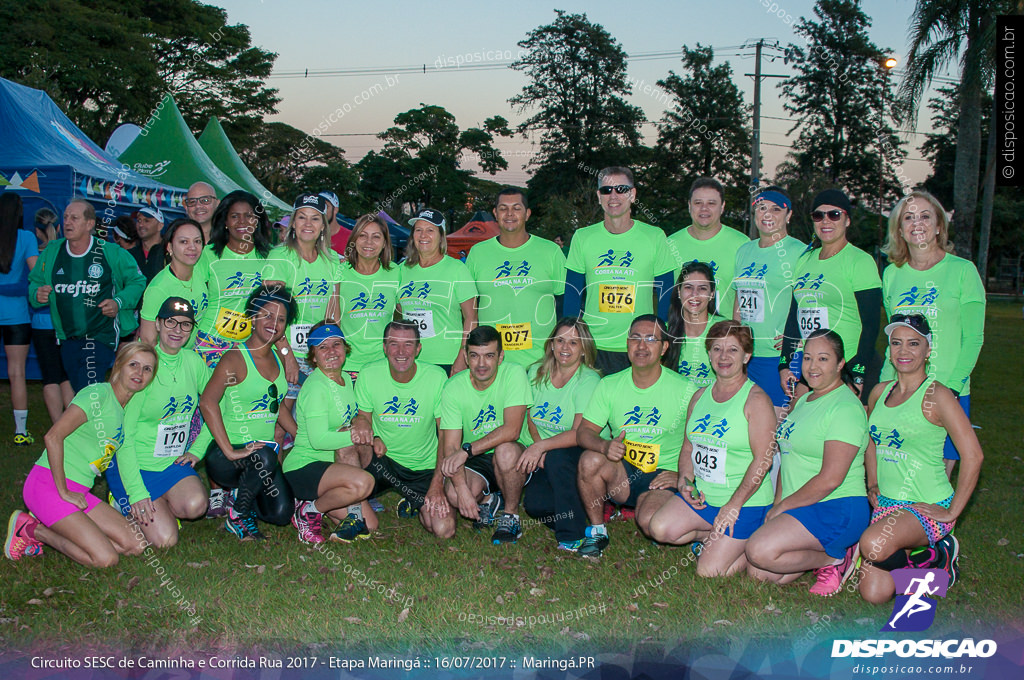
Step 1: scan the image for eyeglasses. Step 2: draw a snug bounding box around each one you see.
[811,209,845,222]
[890,313,931,335]
[183,196,216,207]
[161,317,195,332]
[599,185,633,195]
[627,334,662,344]
[267,383,279,414]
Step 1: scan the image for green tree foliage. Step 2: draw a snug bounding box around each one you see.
[356,104,511,220]
[0,0,278,143]
[779,0,906,221]
[509,10,645,206]
[236,122,347,200]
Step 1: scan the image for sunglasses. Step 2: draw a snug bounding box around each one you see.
[811,209,845,222]
[599,185,633,195]
[267,383,279,414]
[890,313,931,335]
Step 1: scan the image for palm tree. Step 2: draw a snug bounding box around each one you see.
[897,0,1003,262]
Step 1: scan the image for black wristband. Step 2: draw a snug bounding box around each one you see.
[461,442,473,457]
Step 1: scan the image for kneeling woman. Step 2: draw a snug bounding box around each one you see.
[745,330,869,596]
[106,298,211,548]
[283,322,376,544]
[637,321,775,577]
[857,314,982,602]
[5,343,157,566]
[199,285,296,541]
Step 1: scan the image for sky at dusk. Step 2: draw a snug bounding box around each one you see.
[212,0,957,187]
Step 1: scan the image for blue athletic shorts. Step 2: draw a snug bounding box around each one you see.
[943,394,970,461]
[784,495,870,558]
[681,498,770,540]
[748,356,789,407]
[106,454,200,516]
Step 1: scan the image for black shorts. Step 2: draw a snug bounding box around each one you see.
[1,323,31,346]
[30,329,66,385]
[365,456,434,509]
[284,461,332,501]
[618,460,676,507]
[464,452,496,496]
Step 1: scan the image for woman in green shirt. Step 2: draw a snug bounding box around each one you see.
[200,285,297,541]
[745,330,868,596]
[665,261,729,406]
[338,214,400,381]
[857,315,982,603]
[284,322,375,544]
[7,343,156,566]
[106,297,210,549]
[139,219,207,348]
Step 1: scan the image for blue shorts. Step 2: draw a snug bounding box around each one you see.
[748,356,789,407]
[106,455,200,517]
[682,498,770,540]
[784,495,870,558]
[943,394,970,461]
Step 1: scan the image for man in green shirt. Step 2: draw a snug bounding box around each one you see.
[29,199,146,392]
[667,177,750,315]
[350,320,454,539]
[467,187,566,368]
[564,167,676,375]
[576,315,690,558]
[439,326,531,544]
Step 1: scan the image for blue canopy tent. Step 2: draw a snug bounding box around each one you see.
[0,77,187,379]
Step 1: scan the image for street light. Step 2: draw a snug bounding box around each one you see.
[877,55,898,263]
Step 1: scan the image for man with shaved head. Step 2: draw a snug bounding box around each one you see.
[184,182,219,242]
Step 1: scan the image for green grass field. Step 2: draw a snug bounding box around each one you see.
[0,302,1021,659]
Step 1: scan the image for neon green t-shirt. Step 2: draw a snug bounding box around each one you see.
[114,345,210,503]
[197,245,287,343]
[269,245,340,371]
[566,221,675,352]
[284,369,357,473]
[668,225,750,316]
[355,359,447,471]
[467,235,567,367]
[881,254,986,395]
[777,386,867,501]
[520,364,602,445]
[792,243,881,362]
[35,383,125,488]
[398,257,478,366]
[675,314,728,407]
[582,367,689,474]
[337,262,401,373]
[732,235,806,358]
[140,266,209,350]
[439,362,531,449]
[687,380,772,507]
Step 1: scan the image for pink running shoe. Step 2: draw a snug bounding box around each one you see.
[292,505,325,545]
[809,565,841,596]
[5,510,43,561]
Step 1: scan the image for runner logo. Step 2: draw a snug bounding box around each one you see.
[883,569,949,632]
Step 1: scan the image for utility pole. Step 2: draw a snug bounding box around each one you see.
[744,40,785,236]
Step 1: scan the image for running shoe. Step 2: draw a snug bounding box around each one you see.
[691,540,704,557]
[472,492,504,530]
[557,539,584,552]
[13,432,33,446]
[396,497,419,519]
[5,510,43,560]
[809,565,842,597]
[331,515,370,543]
[207,488,227,519]
[291,504,325,545]
[931,534,961,586]
[837,544,859,585]
[369,498,385,513]
[491,513,522,545]
[225,512,265,542]
[578,527,609,558]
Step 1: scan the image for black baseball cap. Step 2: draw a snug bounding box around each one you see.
[408,208,446,233]
[156,297,196,322]
[293,192,328,215]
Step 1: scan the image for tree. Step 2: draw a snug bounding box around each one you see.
[645,44,752,229]
[509,10,645,205]
[0,0,278,143]
[779,0,906,226]
[898,0,1005,261]
[357,105,511,221]
[237,122,347,199]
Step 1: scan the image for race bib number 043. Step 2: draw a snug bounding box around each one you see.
[624,439,660,473]
[598,284,635,314]
[692,441,726,486]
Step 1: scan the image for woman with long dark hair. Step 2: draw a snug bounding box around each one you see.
[138,218,207,348]
[665,261,728,407]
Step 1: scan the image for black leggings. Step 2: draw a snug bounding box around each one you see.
[523,446,588,543]
[204,442,293,525]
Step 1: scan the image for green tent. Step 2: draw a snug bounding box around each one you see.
[118,95,243,203]
[198,117,291,217]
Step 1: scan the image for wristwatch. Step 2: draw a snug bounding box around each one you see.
[279,346,290,356]
[461,442,473,457]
